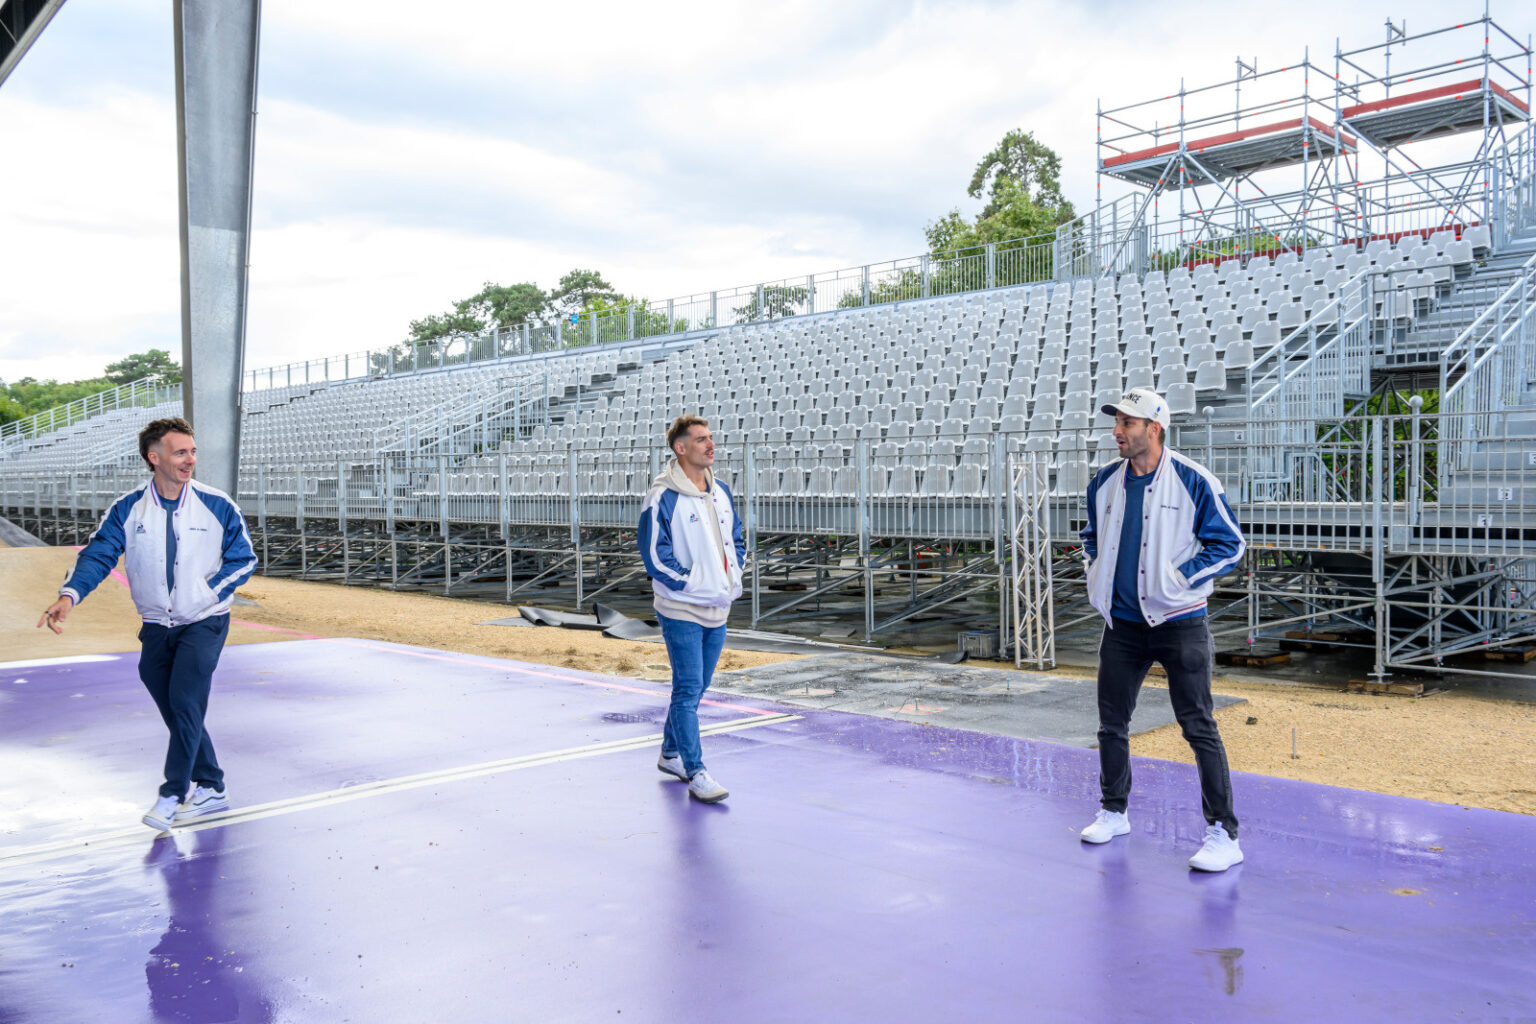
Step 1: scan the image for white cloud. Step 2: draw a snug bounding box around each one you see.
[0,0,1510,385]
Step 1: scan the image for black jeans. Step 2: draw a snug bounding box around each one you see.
[138,614,229,799]
[1096,615,1238,836]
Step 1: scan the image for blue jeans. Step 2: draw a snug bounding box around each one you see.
[657,614,727,778]
[138,614,229,799]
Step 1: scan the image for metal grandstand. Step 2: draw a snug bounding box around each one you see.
[5,12,1536,683]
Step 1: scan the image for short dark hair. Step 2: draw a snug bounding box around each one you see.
[666,414,709,452]
[139,417,194,470]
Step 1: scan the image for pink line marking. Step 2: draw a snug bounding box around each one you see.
[70,546,130,589]
[230,619,322,640]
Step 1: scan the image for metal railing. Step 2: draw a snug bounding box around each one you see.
[7,414,1510,543]
[0,376,181,448]
[1440,251,1536,468]
[1493,128,1536,247]
[13,412,1536,666]
[1245,268,1375,433]
[238,234,1063,395]
[371,373,551,457]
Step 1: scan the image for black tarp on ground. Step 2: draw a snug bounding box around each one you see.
[482,603,971,661]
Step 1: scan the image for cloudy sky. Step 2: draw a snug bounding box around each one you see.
[0,0,1501,383]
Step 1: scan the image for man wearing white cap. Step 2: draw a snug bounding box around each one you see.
[1078,388,1247,871]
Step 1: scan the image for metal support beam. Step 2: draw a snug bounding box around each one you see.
[0,0,67,89]
[174,0,261,497]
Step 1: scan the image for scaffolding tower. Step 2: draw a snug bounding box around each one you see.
[1073,8,1533,278]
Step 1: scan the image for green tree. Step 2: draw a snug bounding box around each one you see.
[458,281,548,329]
[582,293,690,344]
[408,308,486,344]
[920,129,1076,288]
[548,269,620,322]
[733,285,808,324]
[104,348,182,386]
[967,128,1073,220]
[0,375,116,424]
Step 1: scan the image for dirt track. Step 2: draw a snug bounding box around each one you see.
[5,544,1533,815]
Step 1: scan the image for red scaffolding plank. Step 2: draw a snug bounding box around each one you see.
[1102,116,1356,170]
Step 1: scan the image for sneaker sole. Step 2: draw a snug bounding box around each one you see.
[689,788,729,803]
[656,763,688,782]
[1189,853,1244,872]
[1081,827,1131,844]
[142,814,176,831]
[177,801,229,819]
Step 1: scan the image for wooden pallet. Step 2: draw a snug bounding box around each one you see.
[1280,630,1373,651]
[1216,649,1291,668]
[1477,646,1536,663]
[1346,678,1428,696]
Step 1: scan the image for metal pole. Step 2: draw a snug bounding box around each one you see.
[858,439,873,641]
[1371,417,1388,681]
[746,442,760,627]
[173,0,261,499]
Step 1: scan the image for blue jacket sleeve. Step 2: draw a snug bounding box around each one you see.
[1174,467,1246,586]
[638,490,690,591]
[204,493,258,600]
[60,492,134,605]
[1080,473,1101,562]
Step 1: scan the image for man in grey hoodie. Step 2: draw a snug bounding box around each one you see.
[637,414,746,803]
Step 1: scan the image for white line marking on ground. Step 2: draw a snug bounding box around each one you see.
[0,654,121,670]
[0,713,799,868]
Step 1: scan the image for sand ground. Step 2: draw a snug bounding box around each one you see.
[5,543,1533,815]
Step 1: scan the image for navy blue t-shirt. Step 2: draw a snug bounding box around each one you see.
[161,489,180,593]
[1111,469,1154,623]
[1111,467,1203,625]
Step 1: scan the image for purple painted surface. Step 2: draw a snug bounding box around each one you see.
[1,640,1533,1023]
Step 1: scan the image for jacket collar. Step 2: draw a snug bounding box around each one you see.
[145,478,191,510]
[1120,445,1173,489]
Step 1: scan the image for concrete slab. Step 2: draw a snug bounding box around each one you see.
[714,653,1245,746]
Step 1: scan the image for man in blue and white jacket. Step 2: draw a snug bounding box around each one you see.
[38,417,256,831]
[1078,389,1247,872]
[637,414,746,804]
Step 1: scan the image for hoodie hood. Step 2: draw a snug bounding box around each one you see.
[654,457,714,497]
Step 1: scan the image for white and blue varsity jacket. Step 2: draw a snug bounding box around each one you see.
[60,479,257,628]
[1080,446,1246,627]
[637,462,746,628]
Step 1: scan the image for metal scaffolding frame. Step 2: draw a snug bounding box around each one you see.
[1077,9,1533,278]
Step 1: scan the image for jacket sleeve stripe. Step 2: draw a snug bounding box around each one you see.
[1184,491,1245,584]
[1174,459,1246,585]
[203,492,259,595]
[638,490,689,589]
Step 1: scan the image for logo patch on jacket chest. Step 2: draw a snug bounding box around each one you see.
[687,512,700,523]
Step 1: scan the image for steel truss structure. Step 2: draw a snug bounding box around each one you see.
[9,404,1536,681]
[1069,10,1533,278]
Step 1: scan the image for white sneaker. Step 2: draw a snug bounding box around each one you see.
[1189,823,1244,872]
[657,754,688,782]
[1080,809,1131,844]
[688,770,729,803]
[178,785,229,818]
[142,794,181,831]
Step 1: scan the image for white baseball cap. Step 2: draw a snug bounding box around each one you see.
[1101,387,1171,431]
